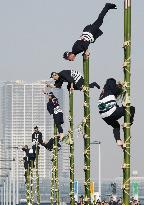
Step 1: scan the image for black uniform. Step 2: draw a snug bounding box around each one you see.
[32,131,43,144]
[43,137,61,151]
[72,3,116,56]
[47,97,64,134]
[22,146,36,180]
[22,146,36,166]
[54,70,100,90]
[98,78,135,141]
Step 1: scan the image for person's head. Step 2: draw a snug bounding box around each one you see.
[63,51,76,61]
[48,92,55,100]
[34,126,38,132]
[102,201,105,205]
[50,72,59,80]
[22,145,28,151]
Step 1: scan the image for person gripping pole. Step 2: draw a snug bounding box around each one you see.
[63,3,117,61]
[98,78,135,148]
[46,70,100,92]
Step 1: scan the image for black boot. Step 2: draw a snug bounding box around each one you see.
[44,138,54,151]
[130,106,135,125]
[105,3,117,10]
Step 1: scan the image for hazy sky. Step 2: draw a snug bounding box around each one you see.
[0,0,144,181]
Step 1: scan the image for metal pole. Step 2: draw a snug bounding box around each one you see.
[1,186,4,205]
[98,143,101,201]
[12,162,16,205]
[9,171,11,205]
[4,181,5,205]
[16,148,19,205]
[6,177,8,205]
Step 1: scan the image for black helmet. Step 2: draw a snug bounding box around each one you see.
[48,92,54,96]
[34,126,38,129]
[63,51,70,59]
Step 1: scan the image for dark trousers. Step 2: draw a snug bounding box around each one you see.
[53,112,64,134]
[44,137,61,151]
[68,77,100,91]
[83,4,110,38]
[91,5,110,30]
[56,124,63,134]
[103,106,135,141]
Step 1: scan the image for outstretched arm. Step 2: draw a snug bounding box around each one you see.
[46,83,56,88]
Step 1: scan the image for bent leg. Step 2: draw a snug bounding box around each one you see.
[130,106,135,124]
[56,124,63,134]
[104,117,121,141]
[110,106,125,121]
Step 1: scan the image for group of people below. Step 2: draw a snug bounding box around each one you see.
[76,196,140,205]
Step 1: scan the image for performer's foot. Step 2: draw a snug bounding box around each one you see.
[105,3,117,10]
[90,82,100,89]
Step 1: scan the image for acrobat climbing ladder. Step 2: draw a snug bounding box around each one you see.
[123,1,131,205]
[83,52,91,204]
[26,166,31,204]
[69,91,74,205]
[30,160,34,205]
[51,124,60,205]
[36,144,40,205]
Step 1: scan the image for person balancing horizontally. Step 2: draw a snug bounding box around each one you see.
[63,3,117,61]
[46,70,100,92]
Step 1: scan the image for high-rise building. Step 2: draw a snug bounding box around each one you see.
[0,80,69,181]
[0,80,71,202]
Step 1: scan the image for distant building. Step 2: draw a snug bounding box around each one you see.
[0,81,70,200]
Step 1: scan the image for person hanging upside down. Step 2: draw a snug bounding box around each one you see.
[46,70,100,91]
[46,92,64,141]
[63,3,117,61]
[98,78,135,148]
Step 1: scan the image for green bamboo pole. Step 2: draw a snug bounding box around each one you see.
[30,161,34,205]
[50,155,55,205]
[69,91,74,205]
[26,166,31,205]
[83,52,91,204]
[123,1,131,205]
[36,144,41,205]
[54,124,60,205]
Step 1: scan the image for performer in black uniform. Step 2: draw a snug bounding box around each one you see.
[32,126,43,144]
[47,92,64,140]
[47,70,100,91]
[63,3,117,61]
[22,145,36,180]
[98,78,135,148]
[31,125,61,151]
